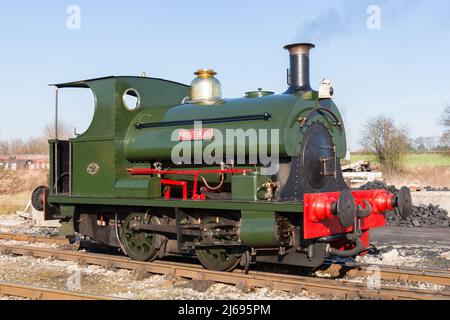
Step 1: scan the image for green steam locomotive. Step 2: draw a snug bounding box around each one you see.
[32,43,411,271]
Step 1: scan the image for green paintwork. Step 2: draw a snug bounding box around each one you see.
[73,139,115,197]
[124,91,346,162]
[240,211,278,247]
[51,77,189,199]
[115,177,162,198]
[48,195,303,213]
[231,174,269,201]
[48,75,346,247]
[49,143,55,194]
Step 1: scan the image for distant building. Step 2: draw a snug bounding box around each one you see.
[0,154,49,171]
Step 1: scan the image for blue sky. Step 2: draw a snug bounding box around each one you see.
[0,0,449,150]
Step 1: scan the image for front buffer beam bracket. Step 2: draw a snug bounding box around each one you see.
[303,189,411,241]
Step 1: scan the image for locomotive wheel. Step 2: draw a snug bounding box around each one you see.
[196,248,241,272]
[31,186,49,212]
[121,213,160,262]
[195,217,241,272]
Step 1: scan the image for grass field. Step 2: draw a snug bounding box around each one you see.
[350,152,450,187]
[0,170,47,215]
[351,153,450,167]
[0,192,31,215]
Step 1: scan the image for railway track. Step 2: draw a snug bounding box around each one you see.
[1,232,449,286]
[322,263,450,287]
[0,241,448,300]
[0,232,70,245]
[0,282,121,300]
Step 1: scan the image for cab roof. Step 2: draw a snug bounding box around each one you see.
[50,76,189,88]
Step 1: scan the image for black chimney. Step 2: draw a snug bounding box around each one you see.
[284,43,315,93]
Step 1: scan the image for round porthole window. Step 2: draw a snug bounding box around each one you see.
[123,88,141,111]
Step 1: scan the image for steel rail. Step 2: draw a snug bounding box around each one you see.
[0,243,448,300]
[0,233,449,289]
[0,282,121,300]
[321,263,450,287]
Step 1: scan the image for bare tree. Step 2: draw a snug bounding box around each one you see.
[9,138,27,154]
[26,137,48,154]
[6,138,46,155]
[0,121,72,156]
[0,139,9,155]
[414,136,437,151]
[42,120,73,141]
[360,116,410,173]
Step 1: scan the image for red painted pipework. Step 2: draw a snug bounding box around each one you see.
[128,168,252,175]
[128,167,251,201]
[161,179,188,200]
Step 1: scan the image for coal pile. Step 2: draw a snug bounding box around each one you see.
[358,181,397,194]
[385,204,450,228]
[358,181,450,228]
